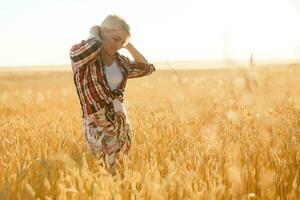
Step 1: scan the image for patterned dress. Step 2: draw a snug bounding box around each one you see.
[69,30,155,168]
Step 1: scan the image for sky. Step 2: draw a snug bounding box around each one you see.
[0,0,300,66]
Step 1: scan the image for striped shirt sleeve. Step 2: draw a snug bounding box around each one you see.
[70,38,101,71]
[119,55,156,78]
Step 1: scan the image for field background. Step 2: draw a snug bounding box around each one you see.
[0,63,300,199]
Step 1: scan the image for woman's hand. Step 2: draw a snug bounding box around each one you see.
[88,25,101,41]
[123,43,148,64]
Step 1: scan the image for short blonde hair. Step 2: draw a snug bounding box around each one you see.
[101,15,130,34]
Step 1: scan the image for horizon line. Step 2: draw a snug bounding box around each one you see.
[1,58,300,68]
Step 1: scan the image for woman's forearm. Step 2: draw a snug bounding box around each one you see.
[125,43,148,64]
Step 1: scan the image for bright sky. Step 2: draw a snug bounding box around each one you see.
[0,0,300,66]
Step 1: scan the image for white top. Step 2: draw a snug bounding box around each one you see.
[104,61,128,120]
[104,60,123,91]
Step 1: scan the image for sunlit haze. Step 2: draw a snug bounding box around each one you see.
[0,0,300,67]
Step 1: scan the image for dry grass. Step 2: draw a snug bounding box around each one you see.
[0,64,300,199]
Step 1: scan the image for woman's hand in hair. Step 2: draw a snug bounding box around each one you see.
[124,43,148,64]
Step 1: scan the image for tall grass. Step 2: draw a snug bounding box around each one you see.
[0,65,299,199]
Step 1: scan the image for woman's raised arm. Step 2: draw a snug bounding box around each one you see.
[70,37,101,71]
[122,43,156,78]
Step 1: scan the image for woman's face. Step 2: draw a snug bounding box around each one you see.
[102,28,130,55]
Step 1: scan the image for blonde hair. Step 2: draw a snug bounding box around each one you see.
[101,15,130,34]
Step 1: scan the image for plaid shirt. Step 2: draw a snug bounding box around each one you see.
[70,38,156,118]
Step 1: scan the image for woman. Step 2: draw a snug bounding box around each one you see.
[69,15,156,174]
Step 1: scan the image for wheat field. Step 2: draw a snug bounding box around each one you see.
[0,64,299,200]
